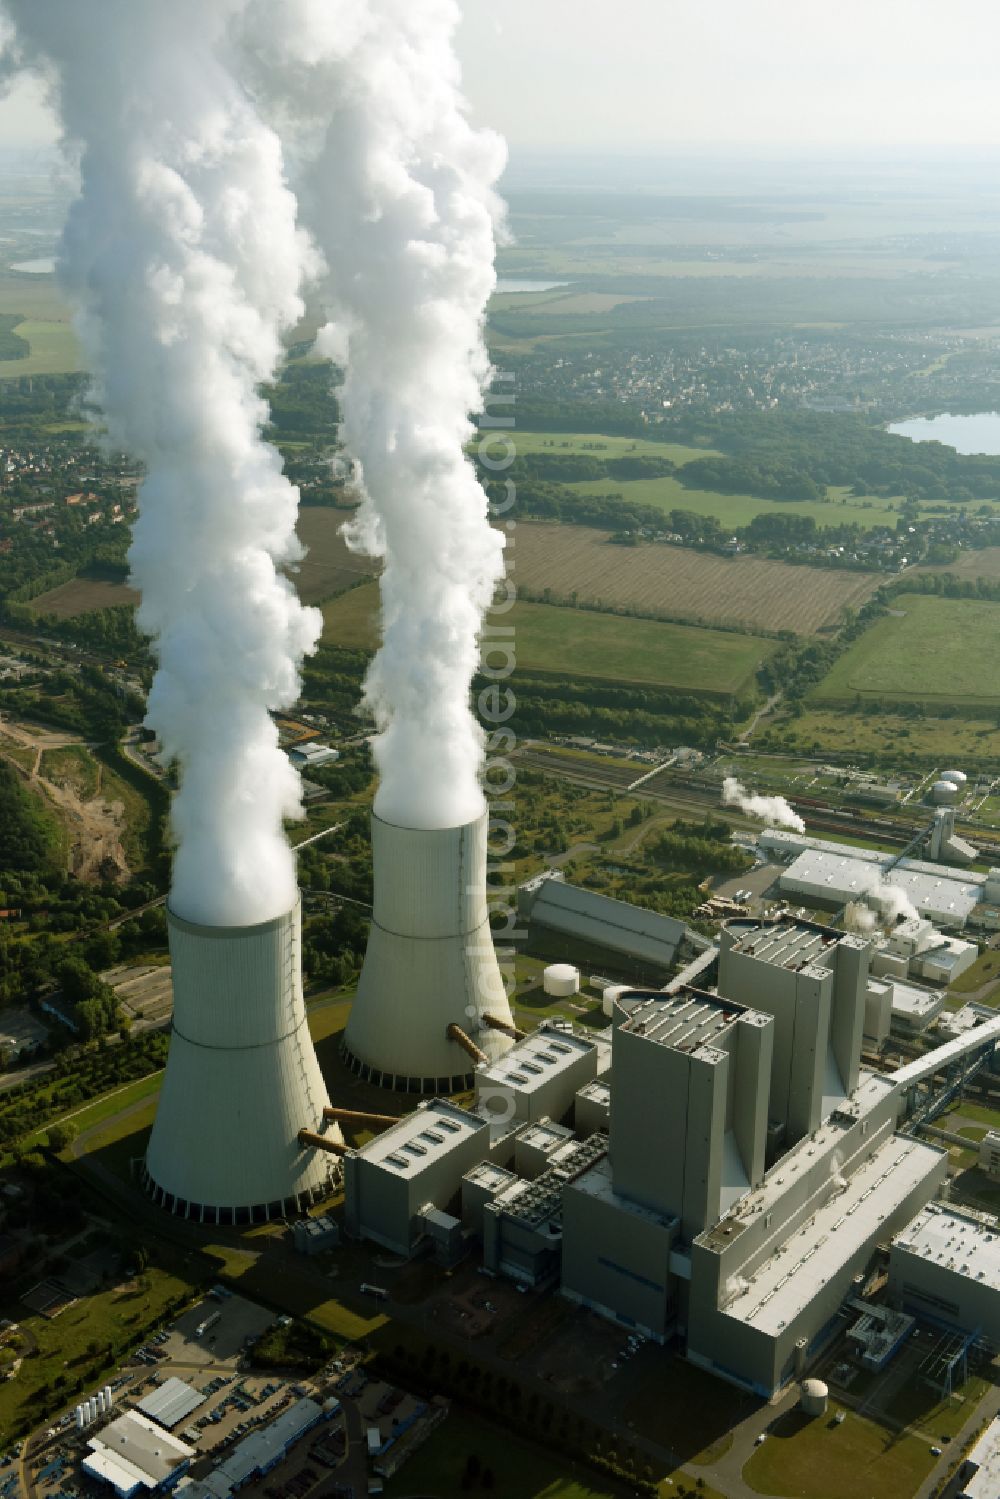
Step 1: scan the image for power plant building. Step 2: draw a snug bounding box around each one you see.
[341,1098,490,1255]
[557,920,946,1396]
[343,813,516,1092]
[475,1023,601,1126]
[888,1204,1000,1343]
[144,901,338,1224]
[518,873,691,976]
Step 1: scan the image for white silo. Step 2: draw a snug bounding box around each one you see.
[543,963,579,998]
[940,769,967,788]
[144,898,341,1223]
[342,812,515,1090]
[931,779,957,805]
[96,1390,107,1415]
[75,1404,85,1431]
[103,1385,113,1411]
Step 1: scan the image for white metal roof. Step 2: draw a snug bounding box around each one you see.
[889,981,946,1021]
[721,1136,943,1336]
[963,1415,1000,1499]
[892,1203,1000,1289]
[138,1377,205,1430]
[781,848,981,925]
[478,1025,594,1096]
[358,1098,487,1175]
[85,1410,193,1493]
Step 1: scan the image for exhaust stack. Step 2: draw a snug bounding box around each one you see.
[342,811,515,1091]
[144,898,341,1223]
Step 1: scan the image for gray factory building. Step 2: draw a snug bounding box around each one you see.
[575,1078,611,1136]
[518,873,689,977]
[476,1022,600,1126]
[342,1099,490,1255]
[888,1204,1000,1343]
[717,921,869,1151]
[483,1131,608,1287]
[557,921,946,1395]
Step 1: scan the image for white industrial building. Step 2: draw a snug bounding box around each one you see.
[288,742,339,769]
[979,1129,1000,1180]
[343,812,515,1091]
[144,900,338,1224]
[475,1022,602,1126]
[83,1410,193,1497]
[939,1003,998,1044]
[960,1414,1000,1499]
[888,1204,1000,1344]
[137,1378,205,1431]
[342,1099,491,1255]
[886,980,948,1037]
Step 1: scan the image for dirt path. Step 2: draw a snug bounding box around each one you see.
[0,713,130,882]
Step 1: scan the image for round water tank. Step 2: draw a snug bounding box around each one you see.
[543,963,579,998]
[602,984,627,1017]
[931,779,957,805]
[800,1379,828,1417]
[940,769,967,787]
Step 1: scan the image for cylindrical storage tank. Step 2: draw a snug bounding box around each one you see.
[343,813,516,1090]
[103,1385,113,1409]
[601,984,627,1017]
[543,963,579,998]
[931,779,957,805]
[145,898,339,1224]
[86,1398,96,1423]
[75,1405,85,1430]
[940,769,967,787]
[800,1379,829,1417]
[96,1391,106,1415]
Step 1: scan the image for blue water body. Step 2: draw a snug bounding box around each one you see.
[889,412,1000,456]
[10,256,55,274]
[494,277,568,293]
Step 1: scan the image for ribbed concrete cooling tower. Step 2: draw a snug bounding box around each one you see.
[144,899,340,1223]
[342,811,516,1091]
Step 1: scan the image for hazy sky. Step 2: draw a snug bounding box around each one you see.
[2,0,1000,153]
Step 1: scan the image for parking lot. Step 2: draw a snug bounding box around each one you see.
[161,1292,275,1367]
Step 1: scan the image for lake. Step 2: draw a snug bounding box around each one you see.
[494,278,568,294]
[889,412,1000,455]
[10,256,56,274]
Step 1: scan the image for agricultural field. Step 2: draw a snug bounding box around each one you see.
[29,576,137,618]
[810,593,1000,710]
[491,428,718,464]
[292,505,376,604]
[768,706,1000,769]
[514,522,883,634]
[568,474,906,532]
[913,544,1000,582]
[321,582,776,694]
[0,268,78,378]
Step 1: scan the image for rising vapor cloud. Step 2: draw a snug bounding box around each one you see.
[1,0,320,926]
[722,776,805,833]
[243,0,508,830]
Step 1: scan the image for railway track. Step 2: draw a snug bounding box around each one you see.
[515,748,1000,858]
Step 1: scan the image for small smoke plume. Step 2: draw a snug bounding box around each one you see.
[722,777,805,833]
[845,872,919,935]
[242,0,507,830]
[3,0,320,926]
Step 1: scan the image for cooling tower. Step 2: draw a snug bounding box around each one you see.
[342,811,516,1091]
[144,899,340,1223]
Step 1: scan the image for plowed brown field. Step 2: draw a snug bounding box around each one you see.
[512,523,882,635]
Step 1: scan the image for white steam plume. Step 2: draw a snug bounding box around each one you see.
[2,0,320,926]
[845,872,919,934]
[722,777,805,834]
[242,0,507,830]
